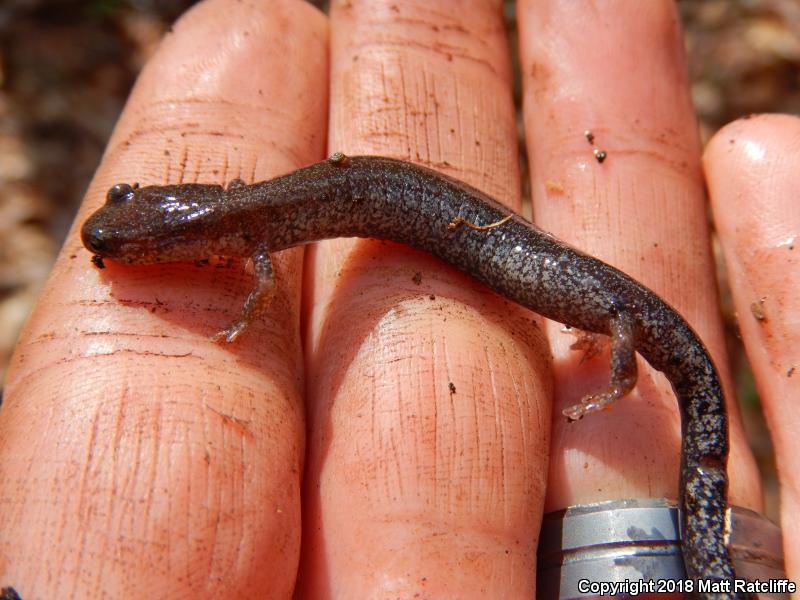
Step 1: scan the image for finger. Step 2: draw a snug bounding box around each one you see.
[297,1,551,597]
[0,1,326,597]
[517,0,760,510]
[704,114,800,577]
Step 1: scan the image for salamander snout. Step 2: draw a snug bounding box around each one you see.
[81,225,111,255]
[79,182,139,259]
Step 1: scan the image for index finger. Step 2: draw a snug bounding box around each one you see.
[0,1,326,596]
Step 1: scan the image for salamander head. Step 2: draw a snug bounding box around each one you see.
[81,182,235,264]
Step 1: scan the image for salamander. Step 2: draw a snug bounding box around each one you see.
[81,153,740,598]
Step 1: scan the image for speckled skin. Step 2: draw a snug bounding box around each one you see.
[82,155,740,598]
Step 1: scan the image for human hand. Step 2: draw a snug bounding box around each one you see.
[2,1,790,597]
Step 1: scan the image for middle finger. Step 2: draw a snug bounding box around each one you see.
[298,1,551,597]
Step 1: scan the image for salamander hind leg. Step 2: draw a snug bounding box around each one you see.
[213,247,276,343]
[563,311,638,421]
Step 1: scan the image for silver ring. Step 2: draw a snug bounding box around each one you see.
[537,498,788,599]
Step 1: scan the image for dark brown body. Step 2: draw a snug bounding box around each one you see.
[82,155,740,599]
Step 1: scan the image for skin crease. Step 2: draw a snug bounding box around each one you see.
[704,114,800,583]
[0,1,779,600]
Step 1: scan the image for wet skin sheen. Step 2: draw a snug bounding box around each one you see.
[81,154,742,599]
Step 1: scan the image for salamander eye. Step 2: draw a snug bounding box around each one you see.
[107,183,134,204]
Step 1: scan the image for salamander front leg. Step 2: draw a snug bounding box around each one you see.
[563,312,638,421]
[213,247,276,343]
